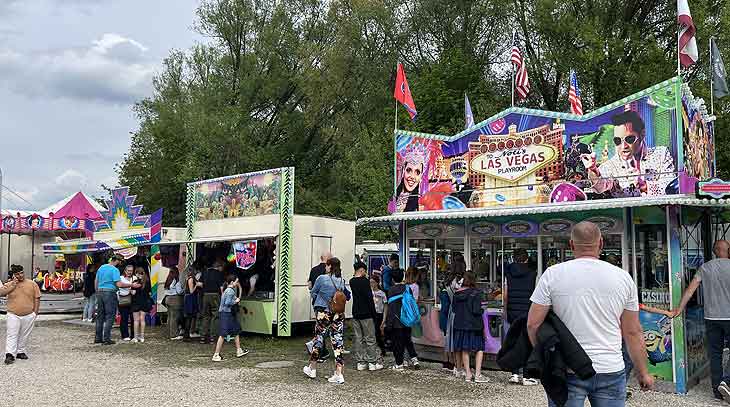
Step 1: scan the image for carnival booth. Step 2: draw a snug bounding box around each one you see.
[42,187,167,322]
[185,168,355,336]
[358,77,725,394]
[1,192,103,284]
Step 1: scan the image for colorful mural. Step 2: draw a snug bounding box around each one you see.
[232,240,258,270]
[192,170,281,221]
[681,86,715,181]
[640,310,673,381]
[391,79,691,213]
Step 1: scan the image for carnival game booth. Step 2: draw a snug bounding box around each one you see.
[42,187,167,322]
[185,168,355,336]
[358,77,725,394]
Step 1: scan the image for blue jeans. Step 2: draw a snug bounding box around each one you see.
[548,370,627,407]
[83,294,96,320]
[707,319,730,398]
[95,290,118,342]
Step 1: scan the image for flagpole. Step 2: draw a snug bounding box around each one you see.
[710,37,715,116]
[677,26,681,77]
[511,31,516,108]
[395,62,399,131]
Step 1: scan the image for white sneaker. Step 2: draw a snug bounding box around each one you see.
[410,357,420,369]
[357,363,368,371]
[455,369,465,378]
[212,353,222,362]
[190,333,201,338]
[236,348,249,358]
[123,337,132,342]
[509,374,521,384]
[139,337,145,343]
[474,375,490,383]
[327,373,345,384]
[369,363,384,371]
[719,381,730,402]
[131,338,139,343]
[303,365,316,379]
[522,378,540,386]
[390,365,405,372]
[171,335,183,341]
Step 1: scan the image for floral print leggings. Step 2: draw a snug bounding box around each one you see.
[310,310,345,366]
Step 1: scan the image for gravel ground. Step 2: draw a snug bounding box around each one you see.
[0,314,725,407]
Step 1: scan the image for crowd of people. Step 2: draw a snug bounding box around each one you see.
[82,254,250,360]
[3,219,730,407]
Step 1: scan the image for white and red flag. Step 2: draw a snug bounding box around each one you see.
[678,0,698,67]
[568,70,583,115]
[511,45,530,100]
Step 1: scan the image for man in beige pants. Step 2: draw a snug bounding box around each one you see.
[1,264,41,364]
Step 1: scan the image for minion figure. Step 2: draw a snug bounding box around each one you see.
[643,317,672,365]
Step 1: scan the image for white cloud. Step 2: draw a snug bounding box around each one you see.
[4,168,112,212]
[0,33,156,104]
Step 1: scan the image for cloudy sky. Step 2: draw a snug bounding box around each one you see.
[0,0,201,211]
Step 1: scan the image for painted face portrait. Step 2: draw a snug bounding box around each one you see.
[613,122,643,161]
[579,152,596,170]
[402,161,423,193]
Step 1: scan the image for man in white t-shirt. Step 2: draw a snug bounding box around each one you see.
[527,221,653,407]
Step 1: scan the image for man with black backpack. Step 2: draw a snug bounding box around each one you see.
[380,268,420,371]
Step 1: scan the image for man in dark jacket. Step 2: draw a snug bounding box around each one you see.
[504,248,538,385]
[497,313,595,406]
[527,221,653,407]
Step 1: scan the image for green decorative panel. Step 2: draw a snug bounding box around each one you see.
[238,300,275,335]
[276,167,295,336]
[185,183,196,268]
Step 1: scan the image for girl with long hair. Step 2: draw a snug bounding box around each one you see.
[131,267,152,343]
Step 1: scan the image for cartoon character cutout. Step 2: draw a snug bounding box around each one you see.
[644,316,672,365]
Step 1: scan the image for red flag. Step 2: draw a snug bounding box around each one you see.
[678,0,698,67]
[394,63,417,121]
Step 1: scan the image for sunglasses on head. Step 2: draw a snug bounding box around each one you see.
[613,135,638,146]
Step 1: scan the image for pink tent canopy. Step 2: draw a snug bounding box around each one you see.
[51,192,103,220]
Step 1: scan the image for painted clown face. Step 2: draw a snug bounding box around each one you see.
[402,162,423,193]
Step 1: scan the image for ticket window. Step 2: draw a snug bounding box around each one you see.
[407,239,435,302]
[634,225,670,306]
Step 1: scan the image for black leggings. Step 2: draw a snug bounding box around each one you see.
[391,327,417,366]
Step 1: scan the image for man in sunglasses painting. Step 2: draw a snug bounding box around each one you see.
[598,110,675,197]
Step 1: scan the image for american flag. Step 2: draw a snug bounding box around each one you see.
[568,69,583,115]
[511,45,530,100]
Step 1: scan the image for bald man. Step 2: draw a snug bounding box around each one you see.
[308,252,332,291]
[673,240,730,402]
[527,221,653,406]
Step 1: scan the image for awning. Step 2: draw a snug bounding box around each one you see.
[173,233,279,245]
[357,195,730,226]
[42,233,154,255]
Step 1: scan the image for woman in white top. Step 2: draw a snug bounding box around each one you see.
[164,266,185,340]
[118,265,136,341]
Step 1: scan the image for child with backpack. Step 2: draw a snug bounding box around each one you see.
[303,257,350,384]
[452,271,488,383]
[380,268,420,371]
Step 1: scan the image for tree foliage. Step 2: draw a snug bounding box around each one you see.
[118,0,730,229]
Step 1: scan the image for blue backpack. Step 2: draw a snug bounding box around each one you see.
[389,286,421,327]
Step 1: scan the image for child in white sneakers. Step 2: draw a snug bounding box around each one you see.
[212,275,249,361]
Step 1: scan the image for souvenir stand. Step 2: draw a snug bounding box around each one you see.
[42,187,164,323]
[357,77,724,394]
[185,167,355,336]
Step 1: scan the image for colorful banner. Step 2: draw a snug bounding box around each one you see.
[390,79,694,213]
[640,310,673,381]
[192,170,281,221]
[233,240,257,270]
[1,213,93,233]
[682,89,715,181]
